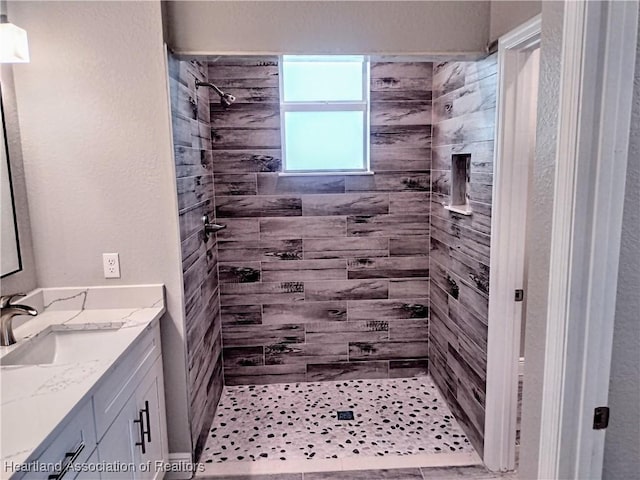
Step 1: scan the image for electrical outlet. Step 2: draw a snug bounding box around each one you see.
[102,253,121,279]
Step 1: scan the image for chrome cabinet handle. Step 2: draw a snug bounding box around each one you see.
[48,442,84,480]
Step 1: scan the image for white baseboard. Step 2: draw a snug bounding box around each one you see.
[163,452,195,480]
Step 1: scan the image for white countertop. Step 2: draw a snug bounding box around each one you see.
[0,285,166,473]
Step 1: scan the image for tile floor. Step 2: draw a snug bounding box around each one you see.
[198,376,486,478]
[198,465,518,479]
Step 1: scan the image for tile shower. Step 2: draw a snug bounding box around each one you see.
[168,55,497,471]
[212,58,432,388]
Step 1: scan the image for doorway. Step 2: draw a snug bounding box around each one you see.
[484,15,541,473]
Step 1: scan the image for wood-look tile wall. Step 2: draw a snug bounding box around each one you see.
[208,57,432,386]
[168,56,224,460]
[429,55,498,455]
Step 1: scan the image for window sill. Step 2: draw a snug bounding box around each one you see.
[444,204,473,216]
[278,171,374,177]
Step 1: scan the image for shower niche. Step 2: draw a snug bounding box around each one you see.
[445,153,473,215]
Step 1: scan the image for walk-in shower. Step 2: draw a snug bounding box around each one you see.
[168,53,499,478]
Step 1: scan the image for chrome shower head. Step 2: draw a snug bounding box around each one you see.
[220,92,236,108]
[195,81,236,108]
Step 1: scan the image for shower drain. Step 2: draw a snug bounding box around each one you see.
[336,410,355,421]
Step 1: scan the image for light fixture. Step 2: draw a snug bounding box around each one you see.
[0,14,29,63]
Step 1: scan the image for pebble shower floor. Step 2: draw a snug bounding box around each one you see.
[200,376,474,465]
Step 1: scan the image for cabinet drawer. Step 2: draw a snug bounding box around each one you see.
[20,400,97,480]
[92,325,161,440]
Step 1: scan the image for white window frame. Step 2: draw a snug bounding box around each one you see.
[278,55,371,174]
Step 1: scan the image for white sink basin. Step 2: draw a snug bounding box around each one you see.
[0,328,123,366]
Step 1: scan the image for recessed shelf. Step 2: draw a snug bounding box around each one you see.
[278,171,374,177]
[446,153,473,216]
[444,204,473,216]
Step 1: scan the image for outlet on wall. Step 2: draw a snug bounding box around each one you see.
[102,253,121,279]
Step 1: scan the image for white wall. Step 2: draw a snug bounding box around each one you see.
[7,0,191,455]
[520,4,640,478]
[603,8,640,477]
[164,0,490,55]
[519,1,563,478]
[489,0,541,42]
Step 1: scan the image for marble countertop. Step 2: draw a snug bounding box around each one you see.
[0,284,166,474]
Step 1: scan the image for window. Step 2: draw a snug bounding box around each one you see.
[280,55,369,173]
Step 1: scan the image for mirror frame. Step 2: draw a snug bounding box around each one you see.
[1,82,23,278]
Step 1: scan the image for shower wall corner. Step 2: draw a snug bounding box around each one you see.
[168,54,224,461]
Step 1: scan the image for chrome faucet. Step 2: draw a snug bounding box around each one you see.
[0,294,38,346]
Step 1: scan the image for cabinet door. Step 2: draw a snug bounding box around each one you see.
[95,358,168,480]
[133,359,167,480]
[96,398,138,480]
[72,448,100,480]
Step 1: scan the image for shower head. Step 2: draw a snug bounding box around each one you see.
[195,81,236,108]
[220,92,236,108]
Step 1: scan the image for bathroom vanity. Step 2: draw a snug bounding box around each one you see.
[0,285,168,480]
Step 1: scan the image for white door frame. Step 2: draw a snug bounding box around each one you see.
[484,15,541,472]
[538,1,638,478]
[486,1,638,474]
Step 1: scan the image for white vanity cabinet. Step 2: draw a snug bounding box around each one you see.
[12,323,168,480]
[95,398,139,479]
[14,400,97,480]
[133,360,167,479]
[94,322,168,480]
[97,358,167,480]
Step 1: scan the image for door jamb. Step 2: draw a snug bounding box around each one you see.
[484,14,541,472]
[538,1,638,478]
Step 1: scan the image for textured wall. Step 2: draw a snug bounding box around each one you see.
[519,2,563,478]
[429,55,497,455]
[7,0,191,455]
[489,1,541,41]
[168,57,224,460]
[164,1,490,55]
[603,10,640,478]
[209,57,432,386]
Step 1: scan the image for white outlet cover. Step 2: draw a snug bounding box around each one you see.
[102,253,121,279]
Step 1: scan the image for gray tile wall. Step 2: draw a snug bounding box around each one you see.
[168,57,224,460]
[208,57,432,386]
[429,55,498,455]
